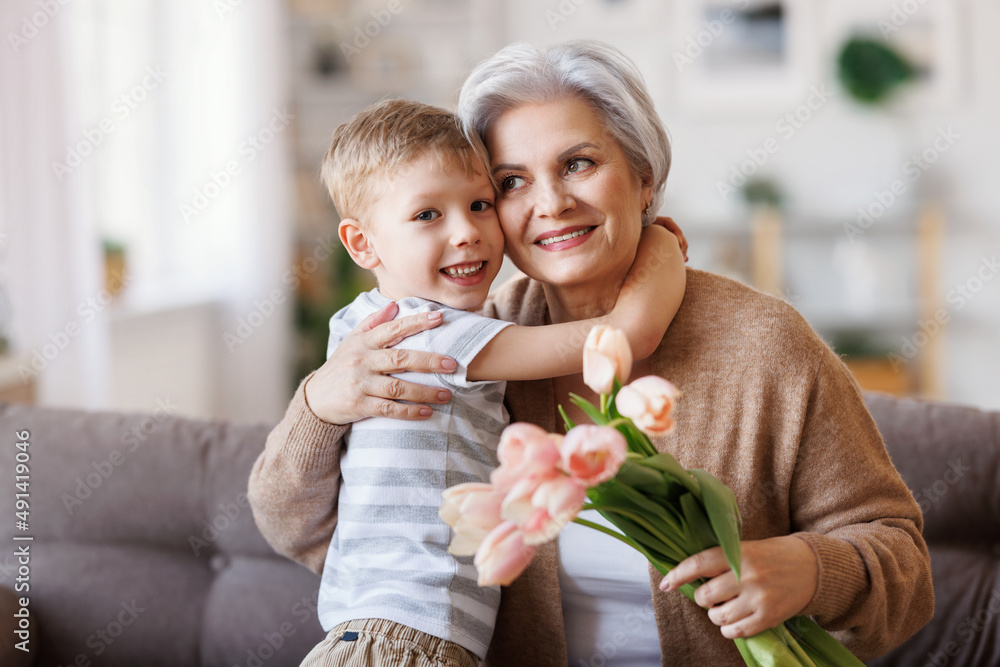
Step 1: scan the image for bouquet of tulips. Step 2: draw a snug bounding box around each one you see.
[439,325,866,666]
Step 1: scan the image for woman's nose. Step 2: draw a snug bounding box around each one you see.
[533,178,575,219]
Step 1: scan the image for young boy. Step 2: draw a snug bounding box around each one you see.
[298,98,685,667]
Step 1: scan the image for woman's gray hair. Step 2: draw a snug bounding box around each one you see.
[457,40,671,226]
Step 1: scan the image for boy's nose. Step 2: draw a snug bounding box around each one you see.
[451,215,482,246]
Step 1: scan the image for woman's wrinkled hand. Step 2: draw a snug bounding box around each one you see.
[304,302,459,425]
[653,216,689,262]
[658,535,819,639]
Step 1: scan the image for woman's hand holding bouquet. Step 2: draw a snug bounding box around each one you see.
[440,325,865,666]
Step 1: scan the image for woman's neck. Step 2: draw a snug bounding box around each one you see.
[542,274,626,324]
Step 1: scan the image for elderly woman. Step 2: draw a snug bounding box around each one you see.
[249,41,932,664]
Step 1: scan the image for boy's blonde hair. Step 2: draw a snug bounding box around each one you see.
[321,99,485,224]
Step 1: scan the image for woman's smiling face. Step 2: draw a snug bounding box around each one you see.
[485,95,651,291]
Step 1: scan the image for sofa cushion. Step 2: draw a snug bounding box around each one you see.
[0,401,325,666]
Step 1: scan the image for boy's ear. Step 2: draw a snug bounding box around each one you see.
[339,219,380,270]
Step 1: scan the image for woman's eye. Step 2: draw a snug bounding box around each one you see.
[501,175,525,191]
[415,210,440,222]
[567,158,594,174]
[471,200,493,212]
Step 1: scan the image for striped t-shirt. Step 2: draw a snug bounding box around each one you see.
[317,289,513,659]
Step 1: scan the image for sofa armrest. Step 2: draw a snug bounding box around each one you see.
[0,585,36,667]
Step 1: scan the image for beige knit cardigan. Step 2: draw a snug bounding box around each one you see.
[248,268,934,665]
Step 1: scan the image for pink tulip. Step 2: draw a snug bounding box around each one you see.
[439,483,505,556]
[519,476,587,546]
[491,423,561,492]
[583,325,633,395]
[561,425,627,487]
[474,521,537,587]
[616,376,681,436]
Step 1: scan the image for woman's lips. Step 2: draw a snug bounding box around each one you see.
[533,226,596,252]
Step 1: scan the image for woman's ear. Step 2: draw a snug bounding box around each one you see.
[339,219,381,270]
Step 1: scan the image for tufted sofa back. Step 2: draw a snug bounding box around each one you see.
[865,393,1000,667]
[2,393,999,666]
[0,401,326,667]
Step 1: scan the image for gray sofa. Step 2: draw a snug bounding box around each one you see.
[0,393,997,666]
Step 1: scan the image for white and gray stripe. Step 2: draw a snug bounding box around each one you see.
[318,290,512,660]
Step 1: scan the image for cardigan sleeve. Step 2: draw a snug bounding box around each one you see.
[789,346,934,659]
[247,372,348,575]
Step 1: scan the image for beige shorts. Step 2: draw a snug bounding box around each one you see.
[299,618,479,667]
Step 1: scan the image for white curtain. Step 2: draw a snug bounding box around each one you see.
[0,0,293,421]
[0,0,110,409]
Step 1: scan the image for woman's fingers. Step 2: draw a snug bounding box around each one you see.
[373,347,458,375]
[660,536,820,640]
[362,370,452,407]
[304,305,456,425]
[363,310,446,349]
[659,546,730,592]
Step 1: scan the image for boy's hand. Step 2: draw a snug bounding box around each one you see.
[658,535,819,639]
[304,302,458,424]
[653,216,689,262]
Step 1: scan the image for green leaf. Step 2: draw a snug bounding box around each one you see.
[639,453,701,497]
[679,492,718,553]
[689,469,743,580]
[569,393,608,425]
[784,616,865,666]
[558,404,576,432]
[614,460,670,498]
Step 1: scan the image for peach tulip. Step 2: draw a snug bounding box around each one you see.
[491,423,561,492]
[561,425,627,487]
[615,376,681,436]
[474,521,537,587]
[583,325,633,395]
[439,483,506,556]
[519,476,587,546]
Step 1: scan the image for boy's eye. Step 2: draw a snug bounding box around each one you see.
[567,158,594,174]
[415,210,440,222]
[471,200,493,212]
[501,175,525,192]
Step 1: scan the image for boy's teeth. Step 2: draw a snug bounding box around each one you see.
[444,262,483,278]
[538,228,590,246]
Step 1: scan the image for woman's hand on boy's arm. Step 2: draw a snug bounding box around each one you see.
[305,302,458,424]
[607,225,687,360]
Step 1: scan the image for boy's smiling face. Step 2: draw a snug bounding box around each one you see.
[340,151,505,311]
